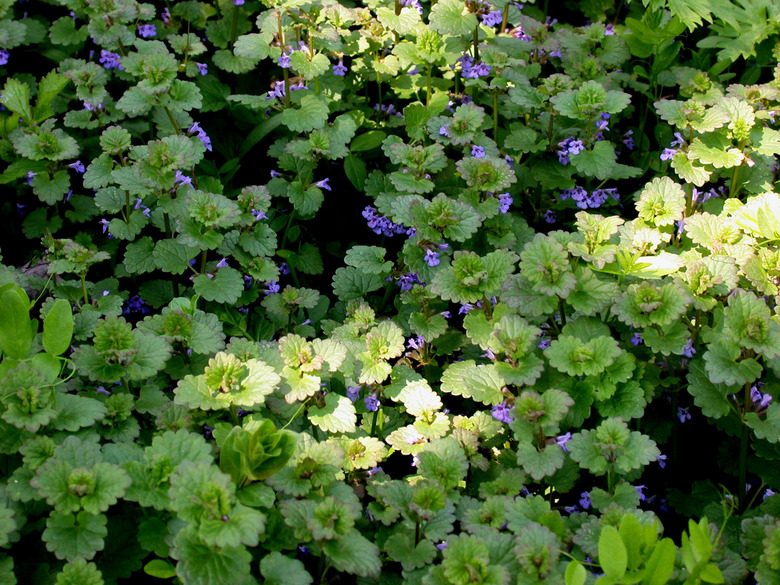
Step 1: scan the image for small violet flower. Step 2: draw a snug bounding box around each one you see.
[364,394,380,412]
[0,50,9,66]
[481,10,503,27]
[677,407,691,423]
[347,386,361,402]
[196,62,208,76]
[579,492,592,510]
[278,52,291,68]
[264,281,280,295]
[99,50,123,70]
[215,258,229,269]
[630,332,643,346]
[555,432,571,452]
[491,402,514,424]
[189,122,212,151]
[68,160,86,173]
[332,60,348,76]
[471,145,486,158]
[682,338,696,358]
[137,24,156,38]
[657,454,667,469]
[174,170,192,187]
[314,178,331,191]
[424,249,441,267]
[498,192,512,213]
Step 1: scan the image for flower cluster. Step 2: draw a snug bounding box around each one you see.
[189,122,212,151]
[556,137,584,165]
[457,54,492,78]
[362,206,414,237]
[559,186,619,209]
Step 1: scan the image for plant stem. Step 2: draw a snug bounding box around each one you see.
[200,249,208,274]
[80,275,89,306]
[426,64,433,106]
[163,106,182,134]
[739,382,751,508]
[492,90,499,139]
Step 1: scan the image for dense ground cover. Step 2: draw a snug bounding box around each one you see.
[2,0,780,583]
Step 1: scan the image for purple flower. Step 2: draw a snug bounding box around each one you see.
[123,294,150,315]
[440,311,451,319]
[504,155,515,167]
[636,485,647,501]
[660,148,678,161]
[196,62,208,76]
[0,50,9,66]
[99,50,123,70]
[364,394,380,412]
[579,492,591,510]
[498,192,512,213]
[436,542,448,551]
[424,249,441,267]
[99,218,110,233]
[174,170,192,187]
[481,10,503,27]
[538,336,551,350]
[491,402,514,423]
[670,132,685,148]
[26,171,36,186]
[243,275,253,288]
[458,303,474,314]
[682,338,695,358]
[233,0,244,4]
[68,160,86,173]
[630,332,643,346]
[266,81,286,101]
[657,454,667,469]
[189,122,212,151]
[138,24,156,38]
[332,60,348,76]
[279,262,290,275]
[407,336,425,350]
[314,178,331,191]
[264,281,280,295]
[751,385,772,410]
[400,0,423,14]
[543,210,556,223]
[439,125,450,137]
[677,407,691,423]
[549,50,562,58]
[161,7,171,25]
[623,130,635,151]
[347,386,360,402]
[216,258,229,269]
[398,273,421,291]
[604,24,615,36]
[367,466,382,476]
[290,81,308,91]
[278,52,291,68]
[555,432,571,452]
[471,145,486,158]
[764,489,776,501]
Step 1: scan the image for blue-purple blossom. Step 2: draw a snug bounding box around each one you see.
[364,394,380,412]
[751,385,772,411]
[174,171,192,187]
[233,0,244,4]
[400,0,424,14]
[332,60,348,76]
[555,432,571,452]
[279,262,290,275]
[243,275,253,288]
[264,281,280,295]
[764,489,776,501]
[605,24,615,35]
[556,137,584,164]
[498,192,512,213]
[439,125,450,137]
[656,454,667,469]
[123,295,150,315]
[138,24,156,37]
[196,62,208,76]
[491,402,514,423]
[407,336,425,350]
[677,407,691,423]
[549,50,562,58]
[660,148,677,161]
[250,208,267,220]
[216,258,229,269]
[543,210,556,223]
[161,7,171,25]
[0,50,9,66]
[424,249,441,267]
[398,273,421,291]
[362,205,410,237]
[458,54,492,78]
[481,10,503,27]
[458,303,474,314]
[68,160,86,173]
[636,485,647,501]
[682,338,695,358]
[579,492,591,510]
[266,81,286,100]
[471,145,485,158]
[99,50,123,70]
[278,52,291,68]
[630,332,643,346]
[347,386,360,402]
[314,178,331,191]
[99,218,110,233]
[623,130,635,150]
[189,122,212,151]
[440,311,451,319]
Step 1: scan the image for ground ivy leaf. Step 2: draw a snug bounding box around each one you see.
[171,526,253,585]
[153,240,196,275]
[323,531,381,578]
[440,360,505,405]
[51,395,107,432]
[193,266,244,303]
[43,510,107,562]
[344,245,393,275]
[259,552,313,585]
[516,443,565,481]
[332,266,384,301]
[384,533,437,571]
[281,95,329,133]
[745,403,780,444]
[703,339,762,386]
[546,335,621,377]
[309,394,356,434]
